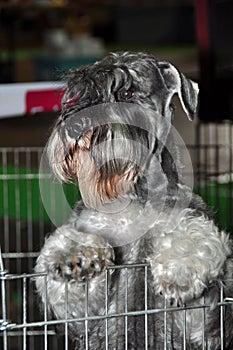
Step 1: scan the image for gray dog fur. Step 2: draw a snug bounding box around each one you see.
[35,52,233,349]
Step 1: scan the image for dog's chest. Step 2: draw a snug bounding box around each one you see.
[72,200,152,246]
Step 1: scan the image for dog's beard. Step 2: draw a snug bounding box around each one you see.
[74,150,138,209]
[47,122,153,209]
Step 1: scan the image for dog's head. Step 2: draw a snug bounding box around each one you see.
[48,52,198,209]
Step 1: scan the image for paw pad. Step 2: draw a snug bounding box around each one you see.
[54,246,114,282]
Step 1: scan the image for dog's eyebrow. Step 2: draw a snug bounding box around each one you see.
[110,66,133,92]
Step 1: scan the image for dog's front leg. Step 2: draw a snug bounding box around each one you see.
[150,212,231,305]
[35,224,114,323]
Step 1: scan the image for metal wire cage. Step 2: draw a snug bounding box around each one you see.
[192,121,233,234]
[0,121,233,350]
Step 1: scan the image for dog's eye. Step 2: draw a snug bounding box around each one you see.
[117,90,134,101]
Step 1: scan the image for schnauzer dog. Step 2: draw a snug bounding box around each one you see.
[35,52,233,349]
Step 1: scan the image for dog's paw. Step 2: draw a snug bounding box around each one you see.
[151,262,207,306]
[35,225,115,283]
[149,213,231,306]
[157,281,202,307]
[53,245,114,282]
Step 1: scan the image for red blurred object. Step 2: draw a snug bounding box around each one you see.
[26,89,64,114]
[0,82,65,118]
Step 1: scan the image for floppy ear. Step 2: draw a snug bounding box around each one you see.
[157,61,199,120]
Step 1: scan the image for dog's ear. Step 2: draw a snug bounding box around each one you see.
[157,61,199,120]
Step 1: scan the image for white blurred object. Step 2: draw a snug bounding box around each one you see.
[44,29,70,56]
[44,30,105,58]
[72,35,105,57]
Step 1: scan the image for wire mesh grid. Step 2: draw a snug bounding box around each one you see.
[1,259,233,350]
[0,121,233,350]
[192,121,233,233]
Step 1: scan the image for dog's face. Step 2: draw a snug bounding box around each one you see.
[48,52,199,209]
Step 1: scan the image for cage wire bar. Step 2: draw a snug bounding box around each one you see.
[0,121,233,350]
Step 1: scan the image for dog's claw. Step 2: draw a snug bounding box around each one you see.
[177,298,182,307]
[170,297,175,306]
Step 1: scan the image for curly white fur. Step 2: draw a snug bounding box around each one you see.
[149,209,231,302]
